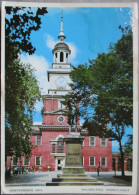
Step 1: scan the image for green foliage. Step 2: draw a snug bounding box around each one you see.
[5,7,48,56]
[124,134,133,155]
[5,58,41,157]
[5,7,48,158]
[67,26,133,176]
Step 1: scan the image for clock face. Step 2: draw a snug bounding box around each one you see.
[57,77,67,87]
[57,115,65,123]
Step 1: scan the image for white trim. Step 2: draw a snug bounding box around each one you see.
[36,135,42,145]
[100,157,107,167]
[100,138,107,147]
[35,156,41,166]
[89,136,95,146]
[56,134,64,141]
[23,157,30,166]
[89,156,95,166]
[57,115,65,123]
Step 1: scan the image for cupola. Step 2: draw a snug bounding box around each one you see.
[52,11,71,64]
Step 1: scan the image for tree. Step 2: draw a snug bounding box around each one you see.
[5,7,48,158]
[124,134,133,155]
[67,26,133,176]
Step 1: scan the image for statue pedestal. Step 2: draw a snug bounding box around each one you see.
[63,133,85,174]
[46,132,104,186]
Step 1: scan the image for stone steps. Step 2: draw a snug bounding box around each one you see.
[52,177,97,182]
[46,182,104,186]
[57,174,90,178]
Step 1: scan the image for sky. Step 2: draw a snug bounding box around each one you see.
[19,6,133,152]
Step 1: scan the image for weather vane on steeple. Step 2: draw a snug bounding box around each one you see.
[61,9,63,20]
[58,9,66,42]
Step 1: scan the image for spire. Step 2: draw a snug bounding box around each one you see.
[58,9,66,42]
[61,9,63,32]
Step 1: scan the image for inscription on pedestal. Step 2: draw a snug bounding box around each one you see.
[66,143,82,166]
[63,135,85,174]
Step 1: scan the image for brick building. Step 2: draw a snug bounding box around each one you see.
[6,14,113,172]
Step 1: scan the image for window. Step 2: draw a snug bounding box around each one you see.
[35,156,41,166]
[52,144,56,153]
[101,157,107,167]
[101,138,107,146]
[58,99,65,109]
[57,137,64,153]
[55,53,57,58]
[90,157,95,166]
[24,157,30,166]
[36,136,42,145]
[12,157,17,166]
[58,115,65,123]
[60,52,64,62]
[90,136,95,146]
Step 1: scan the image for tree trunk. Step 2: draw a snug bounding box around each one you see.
[119,140,125,177]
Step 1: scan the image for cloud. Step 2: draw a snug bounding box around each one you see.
[45,34,58,50]
[34,100,43,112]
[20,53,50,96]
[20,54,48,75]
[68,42,78,62]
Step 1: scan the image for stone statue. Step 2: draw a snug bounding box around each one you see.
[67,98,78,134]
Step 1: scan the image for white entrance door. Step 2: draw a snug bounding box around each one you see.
[55,157,65,170]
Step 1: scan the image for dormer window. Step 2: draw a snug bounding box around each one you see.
[60,52,64,62]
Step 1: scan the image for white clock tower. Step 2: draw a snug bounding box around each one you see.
[42,12,73,127]
[47,13,72,96]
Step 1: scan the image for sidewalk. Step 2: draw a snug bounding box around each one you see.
[5,171,132,187]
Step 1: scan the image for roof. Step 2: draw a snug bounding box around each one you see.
[52,42,71,53]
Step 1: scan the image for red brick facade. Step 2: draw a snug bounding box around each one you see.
[6,98,113,172]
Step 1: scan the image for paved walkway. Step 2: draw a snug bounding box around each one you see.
[5,171,132,187]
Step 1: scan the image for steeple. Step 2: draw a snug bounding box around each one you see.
[58,9,66,42]
[52,10,71,65]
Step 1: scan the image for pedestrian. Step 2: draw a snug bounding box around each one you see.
[22,166,24,174]
[97,166,100,176]
[48,165,50,172]
[15,166,18,175]
[32,166,34,172]
[13,167,15,176]
[39,166,40,172]
[26,167,28,174]
[18,166,22,174]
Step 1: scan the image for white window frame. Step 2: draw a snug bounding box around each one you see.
[36,135,42,145]
[89,157,95,166]
[12,157,18,166]
[58,99,65,109]
[101,138,107,146]
[100,157,107,167]
[24,157,30,166]
[89,136,95,146]
[57,115,65,123]
[35,156,41,166]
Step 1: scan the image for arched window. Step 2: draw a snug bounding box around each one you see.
[55,53,57,58]
[60,52,64,62]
